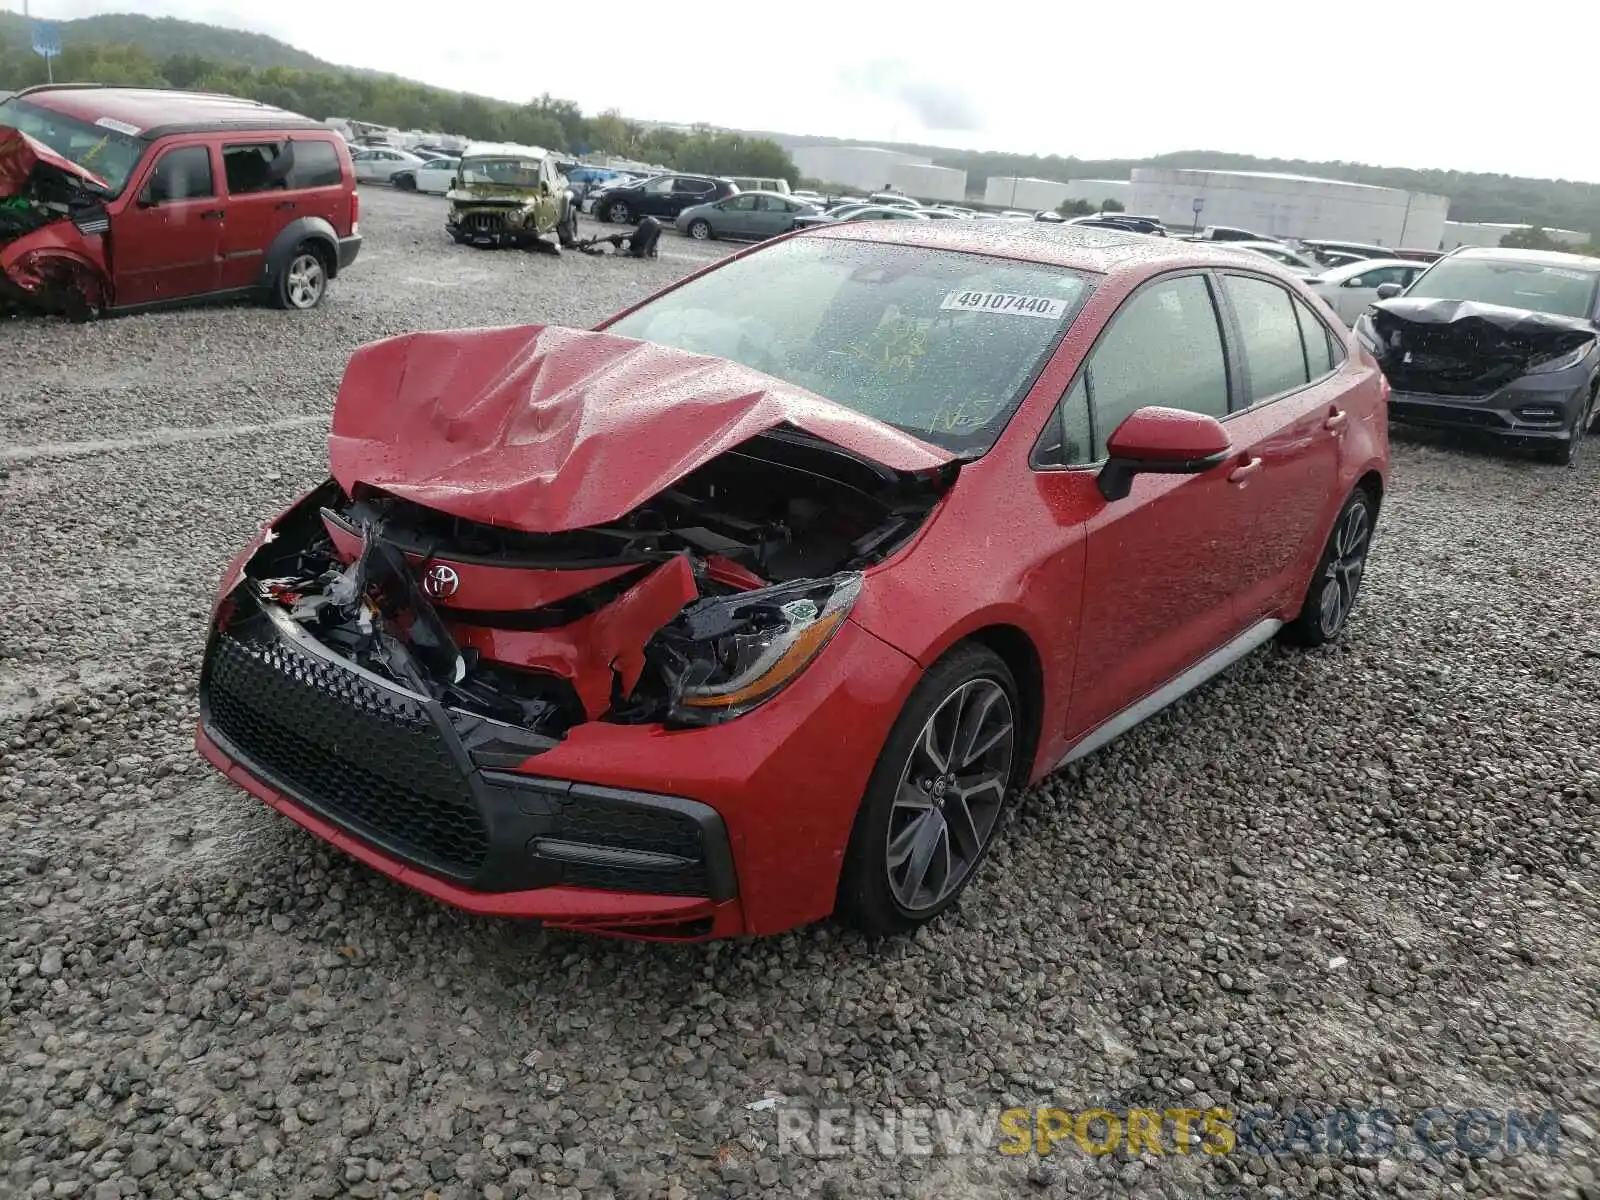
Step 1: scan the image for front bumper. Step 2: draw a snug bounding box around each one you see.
[1388,378,1588,443]
[196,585,921,939]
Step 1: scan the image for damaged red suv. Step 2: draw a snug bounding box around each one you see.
[196,221,1389,940]
[0,85,360,317]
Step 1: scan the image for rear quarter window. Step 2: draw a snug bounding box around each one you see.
[287,140,343,189]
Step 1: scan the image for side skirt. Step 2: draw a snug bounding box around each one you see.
[1053,618,1284,771]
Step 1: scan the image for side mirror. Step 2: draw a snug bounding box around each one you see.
[1097,407,1231,502]
[1375,282,1404,300]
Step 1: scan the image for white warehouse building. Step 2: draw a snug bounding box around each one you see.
[1441,221,1589,250]
[888,162,968,203]
[790,145,930,193]
[1130,169,1450,248]
[985,176,1072,210]
[1063,178,1133,208]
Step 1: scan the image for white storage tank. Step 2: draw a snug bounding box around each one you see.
[790,145,930,193]
[889,162,968,204]
[984,177,1066,210]
[1130,168,1449,248]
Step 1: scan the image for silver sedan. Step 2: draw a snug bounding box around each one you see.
[674,191,820,242]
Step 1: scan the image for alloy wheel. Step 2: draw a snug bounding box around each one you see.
[1318,497,1371,638]
[611,202,631,224]
[285,253,326,309]
[689,220,711,240]
[886,678,1015,913]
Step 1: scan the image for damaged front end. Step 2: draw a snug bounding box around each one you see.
[0,125,112,319]
[1365,298,1597,397]
[199,429,952,906]
[445,181,560,250]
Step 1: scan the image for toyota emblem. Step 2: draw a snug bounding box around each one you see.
[423,564,460,599]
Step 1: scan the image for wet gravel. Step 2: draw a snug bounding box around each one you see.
[2,187,1598,1200]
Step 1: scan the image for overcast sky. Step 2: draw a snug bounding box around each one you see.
[14,0,1600,182]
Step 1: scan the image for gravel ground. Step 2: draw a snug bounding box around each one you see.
[2,187,1597,1200]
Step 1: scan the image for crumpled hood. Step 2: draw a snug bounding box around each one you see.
[0,126,109,197]
[1370,297,1596,357]
[327,324,954,532]
[446,183,538,205]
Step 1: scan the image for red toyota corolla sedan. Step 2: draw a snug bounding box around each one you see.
[195,221,1389,941]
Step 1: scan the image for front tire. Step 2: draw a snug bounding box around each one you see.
[271,244,328,311]
[1281,486,1375,648]
[558,204,579,249]
[609,200,632,225]
[687,218,713,241]
[837,645,1021,935]
[394,173,416,192]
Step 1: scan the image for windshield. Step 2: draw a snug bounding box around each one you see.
[457,157,544,187]
[604,236,1094,454]
[0,98,142,195]
[1405,257,1600,319]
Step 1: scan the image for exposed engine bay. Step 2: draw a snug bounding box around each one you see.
[0,125,111,318]
[226,429,954,746]
[1369,297,1596,397]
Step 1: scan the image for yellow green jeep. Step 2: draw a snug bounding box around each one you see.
[445,142,579,250]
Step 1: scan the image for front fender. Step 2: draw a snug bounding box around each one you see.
[0,223,109,315]
[261,216,340,286]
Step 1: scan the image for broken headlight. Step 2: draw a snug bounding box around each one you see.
[1525,340,1594,375]
[649,573,862,725]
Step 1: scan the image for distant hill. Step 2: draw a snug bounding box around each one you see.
[0,11,329,72]
[755,133,1600,238]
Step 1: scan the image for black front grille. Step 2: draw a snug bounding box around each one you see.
[1389,400,1508,430]
[463,211,506,235]
[203,627,490,878]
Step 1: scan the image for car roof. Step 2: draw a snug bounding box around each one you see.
[1315,257,1427,280]
[13,84,327,138]
[461,141,549,159]
[1445,245,1600,271]
[805,218,1304,277]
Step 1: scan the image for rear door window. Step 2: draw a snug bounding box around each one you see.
[223,142,291,195]
[1221,274,1311,403]
[140,145,214,204]
[287,140,342,189]
[1292,295,1339,378]
[674,177,711,194]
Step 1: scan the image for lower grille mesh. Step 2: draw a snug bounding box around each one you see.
[203,629,489,878]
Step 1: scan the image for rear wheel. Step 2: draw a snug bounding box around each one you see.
[395,173,416,192]
[837,645,1021,935]
[272,244,328,311]
[1281,487,1375,648]
[609,200,632,225]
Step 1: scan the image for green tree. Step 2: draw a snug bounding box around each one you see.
[1100,198,1125,212]
[1499,225,1559,250]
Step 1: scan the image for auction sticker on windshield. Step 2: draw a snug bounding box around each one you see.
[94,117,142,136]
[940,291,1068,319]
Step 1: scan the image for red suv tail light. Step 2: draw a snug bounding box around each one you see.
[351,190,360,235]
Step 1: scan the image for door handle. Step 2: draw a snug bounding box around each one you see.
[200,209,224,221]
[1324,409,1349,432]
[276,200,297,211]
[1228,456,1264,485]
